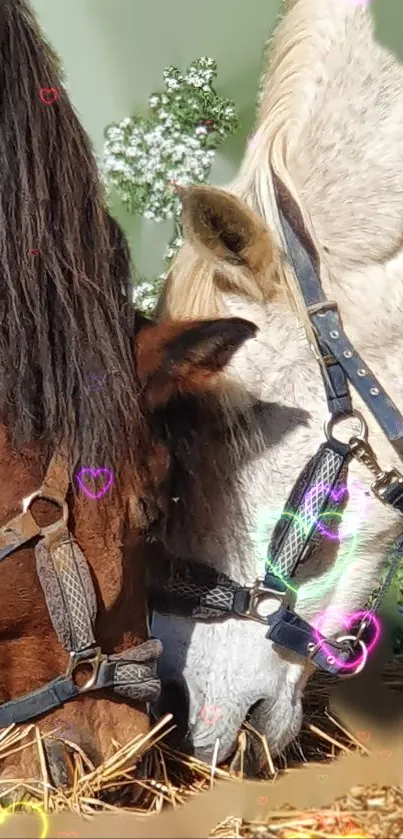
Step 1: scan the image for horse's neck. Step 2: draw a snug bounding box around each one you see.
[264,0,403,272]
[0,427,146,644]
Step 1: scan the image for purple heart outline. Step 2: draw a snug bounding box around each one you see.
[86,372,107,393]
[304,481,368,541]
[76,467,114,500]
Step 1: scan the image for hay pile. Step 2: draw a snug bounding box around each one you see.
[1,661,402,838]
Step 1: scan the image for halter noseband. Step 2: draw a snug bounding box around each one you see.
[148,177,403,679]
[0,450,161,726]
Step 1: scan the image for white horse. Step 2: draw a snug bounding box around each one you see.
[152,0,403,769]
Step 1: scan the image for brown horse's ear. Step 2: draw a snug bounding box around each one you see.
[136,316,257,408]
[179,184,278,276]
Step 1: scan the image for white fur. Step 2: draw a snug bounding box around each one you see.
[153,0,403,766]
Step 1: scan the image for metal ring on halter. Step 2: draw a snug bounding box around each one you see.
[324,410,369,445]
[335,634,368,677]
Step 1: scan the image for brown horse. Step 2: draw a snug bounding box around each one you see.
[0,0,256,793]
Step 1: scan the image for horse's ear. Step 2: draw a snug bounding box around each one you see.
[179,184,278,276]
[136,316,257,408]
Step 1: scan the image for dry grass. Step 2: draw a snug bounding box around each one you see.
[1,660,402,837]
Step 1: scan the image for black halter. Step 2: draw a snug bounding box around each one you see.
[148,176,403,678]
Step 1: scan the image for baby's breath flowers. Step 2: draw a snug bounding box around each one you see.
[102,58,238,313]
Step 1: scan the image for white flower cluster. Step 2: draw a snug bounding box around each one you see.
[102,58,237,222]
[102,58,238,313]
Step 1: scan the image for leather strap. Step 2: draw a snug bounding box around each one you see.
[148,554,255,620]
[274,174,403,445]
[0,645,162,728]
[266,606,353,675]
[0,675,80,727]
[0,509,42,562]
[40,448,70,500]
[382,480,403,513]
[266,438,351,584]
[35,528,97,653]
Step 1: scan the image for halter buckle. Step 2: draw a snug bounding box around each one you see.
[66,646,106,692]
[243,580,286,623]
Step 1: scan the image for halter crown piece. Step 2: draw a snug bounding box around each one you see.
[148,174,403,679]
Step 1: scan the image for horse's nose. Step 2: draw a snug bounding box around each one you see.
[188,698,251,765]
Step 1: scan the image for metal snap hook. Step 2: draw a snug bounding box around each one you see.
[66,647,106,692]
[335,634,368,677]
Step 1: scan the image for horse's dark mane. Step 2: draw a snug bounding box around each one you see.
[0,0,143,475]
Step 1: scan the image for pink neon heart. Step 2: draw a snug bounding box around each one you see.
[76,468,114,500]
[313,607,381,671]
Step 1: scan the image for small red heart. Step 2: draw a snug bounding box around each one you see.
[28,248,40,256]
[357,730,370,743]
[199,704,221,725]
[258,796,267,805]
[39,87,59,105]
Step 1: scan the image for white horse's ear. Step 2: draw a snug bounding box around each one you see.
[179,185,279,277]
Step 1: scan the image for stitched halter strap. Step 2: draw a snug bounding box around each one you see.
[273,172,403,447]
[0,449,161,726]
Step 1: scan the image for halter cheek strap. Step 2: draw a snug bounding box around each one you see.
[273,172,403,447]
[0,450,161,726]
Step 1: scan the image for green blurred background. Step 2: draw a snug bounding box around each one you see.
[31,0,280,280]
[30,0,403,644]
[29,0,403,283]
